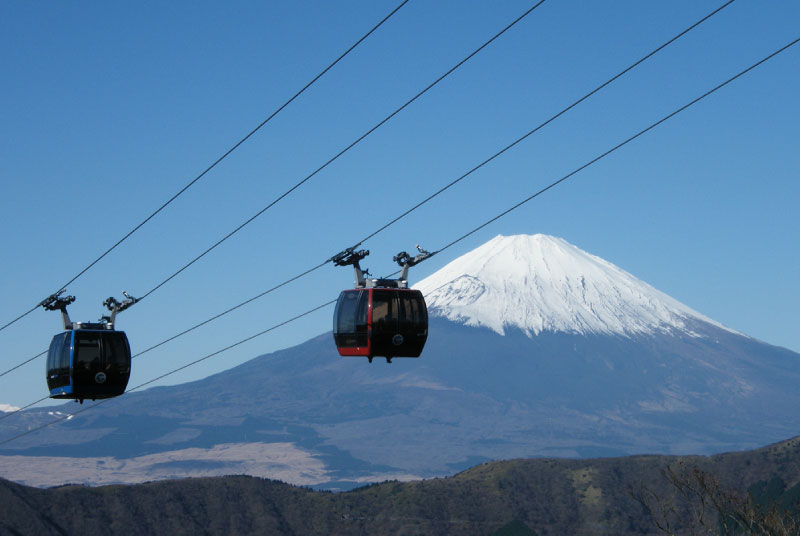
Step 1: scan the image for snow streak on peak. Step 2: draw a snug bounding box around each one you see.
[414,234,733,338]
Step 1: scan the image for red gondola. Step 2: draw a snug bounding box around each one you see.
[332,247,431,363]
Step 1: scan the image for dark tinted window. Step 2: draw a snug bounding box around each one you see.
[102,332,131,370]
[46,332,71,389]
[372,290,398,326]
[334,290,368,347]
[355,293,368,334]
[399,292,425,327]
[60,332,71,371]
[74,332,102,370]
[335,291,360,335]
[46,334,60,371]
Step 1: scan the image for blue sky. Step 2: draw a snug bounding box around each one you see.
[1,0,798,410]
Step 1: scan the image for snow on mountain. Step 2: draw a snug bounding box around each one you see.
[0,404,20,413]
[414,234,734,338]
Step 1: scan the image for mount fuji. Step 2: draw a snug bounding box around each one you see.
[417,234,734,338]
[1,234,799,489]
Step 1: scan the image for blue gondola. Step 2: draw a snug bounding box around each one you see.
[41,291,137,403]
[46,328,131,402]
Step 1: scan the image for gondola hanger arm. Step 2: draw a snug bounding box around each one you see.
[39,289,76,330]
[394,245,436,283]
[102,291,140,328]
[332,247,371,288]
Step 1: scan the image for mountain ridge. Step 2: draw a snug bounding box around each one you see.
[2,435,800,535]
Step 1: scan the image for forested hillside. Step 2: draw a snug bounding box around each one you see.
[3,436,799,535]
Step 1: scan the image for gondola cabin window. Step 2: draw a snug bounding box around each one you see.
[333,290,369,349]
[74,332,102,385]
[46,332,71,390]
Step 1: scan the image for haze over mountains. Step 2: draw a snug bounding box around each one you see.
[1,234,798,489]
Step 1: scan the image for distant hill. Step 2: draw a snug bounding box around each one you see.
[2,436,800,535]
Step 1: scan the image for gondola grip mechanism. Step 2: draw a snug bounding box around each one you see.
[102,291,139,328]
[394,245,435,284]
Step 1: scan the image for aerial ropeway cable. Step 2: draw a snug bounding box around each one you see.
[1,32,796,445]
[0,0,549,418]
[0,0,411,336]
[0,300,337,447]
[129,0,547,305]
[0,0,547,377]
[0,0,737,383]
[353,0,738,249]
[1,0,546,344]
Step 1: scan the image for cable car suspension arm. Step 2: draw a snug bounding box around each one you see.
[39,290,139,330]
[394,245,434,284]
[332,244,435,288]
[39,289,76,330]
[102,291,139,328]
[331,248,371,288]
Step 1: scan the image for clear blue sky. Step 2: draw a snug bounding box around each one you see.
[1,0,798,410]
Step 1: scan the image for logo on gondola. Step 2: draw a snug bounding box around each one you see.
[95,372,107,384]
[392,334,404,346]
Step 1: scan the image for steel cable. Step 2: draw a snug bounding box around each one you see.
[0,0,410,335]
[0,0,736,388]
[2,35,796,447]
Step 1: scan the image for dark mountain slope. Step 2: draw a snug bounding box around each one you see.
[2,436,800,535]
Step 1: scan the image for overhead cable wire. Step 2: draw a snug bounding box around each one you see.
[0,1,544,381]
[1,261,330,382]
[0,261,327,384]
[433,36,800,256]
[0,0,734,382]
[2,36,797,448]
[0,301,336,448]
[132,260,331,358]
[133,0,546,303]
[0,306,41,339]
[0,395,50,423]
[0,0,410,336]
[0,350,46,379]
[353,0,737,248]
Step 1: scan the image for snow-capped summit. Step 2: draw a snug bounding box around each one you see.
[414,234,732,337]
